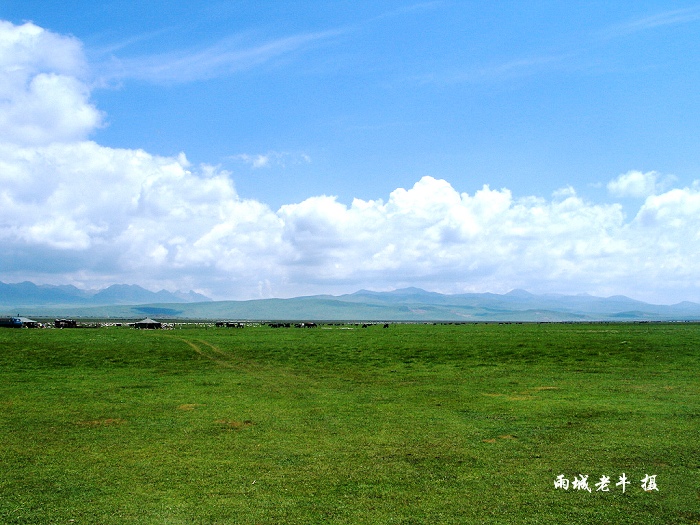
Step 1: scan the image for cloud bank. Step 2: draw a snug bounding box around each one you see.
[1,20,699,304]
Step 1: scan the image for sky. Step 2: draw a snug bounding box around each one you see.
[1,1,700,304]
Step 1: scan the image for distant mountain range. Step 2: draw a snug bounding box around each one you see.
[0,281,211,307]
[2,282,699,322]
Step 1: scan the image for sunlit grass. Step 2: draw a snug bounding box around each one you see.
[0,323,698,523]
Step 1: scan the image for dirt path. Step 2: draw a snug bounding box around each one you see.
[166,336,240,369]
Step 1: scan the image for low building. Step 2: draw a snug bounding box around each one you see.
[134,318,162,329]
[18,317,39,328]
[55,319,78,328]
[0,317,23,328]
[0,317,38,328]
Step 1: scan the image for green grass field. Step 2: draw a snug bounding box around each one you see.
[0,323,698,524]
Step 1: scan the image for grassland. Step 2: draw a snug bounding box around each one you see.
[0,322,698,524]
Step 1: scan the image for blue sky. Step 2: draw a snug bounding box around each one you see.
[1,1,700,303]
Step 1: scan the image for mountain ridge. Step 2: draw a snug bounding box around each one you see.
[1,282,699,321]
[0,281,211,306]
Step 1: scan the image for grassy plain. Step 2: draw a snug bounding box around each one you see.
[0,322,698,524]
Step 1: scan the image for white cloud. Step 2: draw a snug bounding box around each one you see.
[607,170,661,198]
[0,20,85,79]
[0,21,102,145]
[98,29,343,84]
[233,151,312,169]
[602,6,700,38]
[3,20,700,304]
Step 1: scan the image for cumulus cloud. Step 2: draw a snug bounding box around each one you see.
[2,20,700,304]
[607,170,661,198]
[278,179,630,292]
[0,21,102,145]
[0,140,285,286]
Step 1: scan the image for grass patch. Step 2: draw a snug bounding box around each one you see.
[0,323,698,523]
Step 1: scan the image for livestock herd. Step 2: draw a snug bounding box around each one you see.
[1,318,394,330]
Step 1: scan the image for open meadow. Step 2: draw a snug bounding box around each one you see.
[0,322,698,524]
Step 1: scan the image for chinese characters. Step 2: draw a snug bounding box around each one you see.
[554,473,657,493]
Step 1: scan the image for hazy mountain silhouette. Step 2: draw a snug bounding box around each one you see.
[2,283,698,321]
[0,281,210,306]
